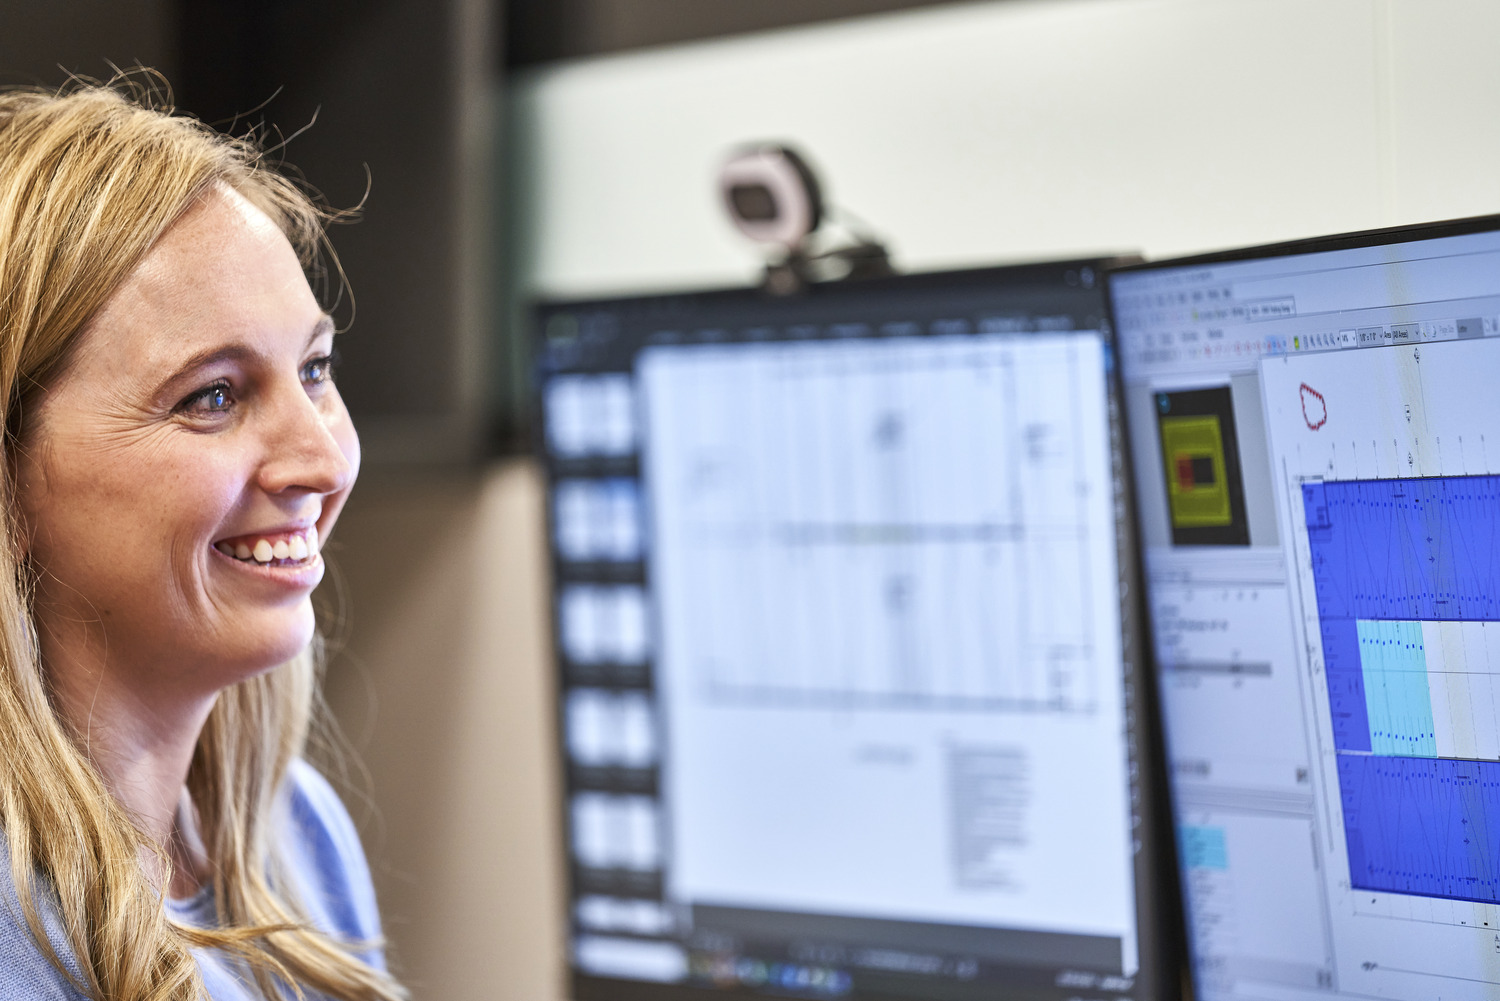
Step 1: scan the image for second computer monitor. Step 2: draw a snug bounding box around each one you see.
[539,260,1171,1001]
[1112,215,1500,1001]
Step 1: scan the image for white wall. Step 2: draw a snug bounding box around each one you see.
[511,0,1500,299]
[336,4,1500,999]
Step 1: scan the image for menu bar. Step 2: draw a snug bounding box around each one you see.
[1126,313,1500,371]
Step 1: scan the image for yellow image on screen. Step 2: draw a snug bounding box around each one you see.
[1160,415,1231,528]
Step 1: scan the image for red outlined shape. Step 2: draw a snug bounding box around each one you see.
[1300,383,1327,431]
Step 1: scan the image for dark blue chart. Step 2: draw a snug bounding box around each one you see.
[1302,475,1500,904]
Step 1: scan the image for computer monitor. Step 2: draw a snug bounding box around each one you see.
[536,260,1173,1001]
[1110,216,1500,1001]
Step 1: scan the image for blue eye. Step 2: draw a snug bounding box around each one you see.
[302,352,338,386]
[179,380,234,415]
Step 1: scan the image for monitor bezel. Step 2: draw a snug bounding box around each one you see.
[1108,212,1500,278]
[533,256,1182,1001]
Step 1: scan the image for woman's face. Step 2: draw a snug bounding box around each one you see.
[18,184,359,698]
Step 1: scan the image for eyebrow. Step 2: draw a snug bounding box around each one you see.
[155,313,337,398]
[308,313,336,345]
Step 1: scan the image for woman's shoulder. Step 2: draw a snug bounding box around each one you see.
[0,763,386,997]
[0,834,92,998]
[279,759,386,965]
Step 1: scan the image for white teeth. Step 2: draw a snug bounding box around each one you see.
[224,530,318,565]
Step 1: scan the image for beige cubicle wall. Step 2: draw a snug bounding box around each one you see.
[321,464,561,1000]
[326,2,1500,998]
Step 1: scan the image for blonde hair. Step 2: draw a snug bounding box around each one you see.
[0,75,406,1001]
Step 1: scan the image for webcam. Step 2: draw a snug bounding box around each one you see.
[718,143,892,295]
[719,145,824,253]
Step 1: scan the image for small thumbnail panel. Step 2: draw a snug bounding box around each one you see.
[559,585,650,665]
[554,479,644,563]
[566,688,657,768]
[575,895,675,936]
[1154,386,1249,546]
[571,792,661,871]
[546,374,637,458]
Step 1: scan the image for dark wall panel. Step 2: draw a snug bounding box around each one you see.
[0,0,174,86]
[180,0,498,464]
[179,0,466,439]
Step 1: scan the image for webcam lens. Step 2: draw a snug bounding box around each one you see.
[730,183,779,221]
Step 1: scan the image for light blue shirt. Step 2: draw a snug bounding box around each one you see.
[0,759,388,999]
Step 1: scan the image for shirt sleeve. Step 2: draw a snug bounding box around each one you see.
[279,759,389,973]
[0,839,92,999]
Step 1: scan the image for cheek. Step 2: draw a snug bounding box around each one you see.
[28,438,245,589]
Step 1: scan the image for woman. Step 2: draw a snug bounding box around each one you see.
[0,79,408,1000]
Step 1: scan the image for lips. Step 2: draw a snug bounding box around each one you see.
[213,525,319,566]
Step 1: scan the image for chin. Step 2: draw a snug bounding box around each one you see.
[235,607,318,676]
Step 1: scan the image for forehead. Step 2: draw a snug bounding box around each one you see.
[72,185,321,375]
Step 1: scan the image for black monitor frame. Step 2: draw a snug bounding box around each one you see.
[534,258,1182,1001]
[1108,213,1500,279]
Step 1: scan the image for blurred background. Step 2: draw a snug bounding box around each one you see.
[7,0,1500,997]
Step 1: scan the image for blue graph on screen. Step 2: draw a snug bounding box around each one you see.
[1303,475,1500,904]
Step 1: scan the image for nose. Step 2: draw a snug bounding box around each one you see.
[254,382,358,499]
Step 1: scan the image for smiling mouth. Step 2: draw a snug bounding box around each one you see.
[213,526,320,567]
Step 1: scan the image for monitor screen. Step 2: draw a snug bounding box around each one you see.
[1111,216,1500,1001]
[536,261,1172,1001]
